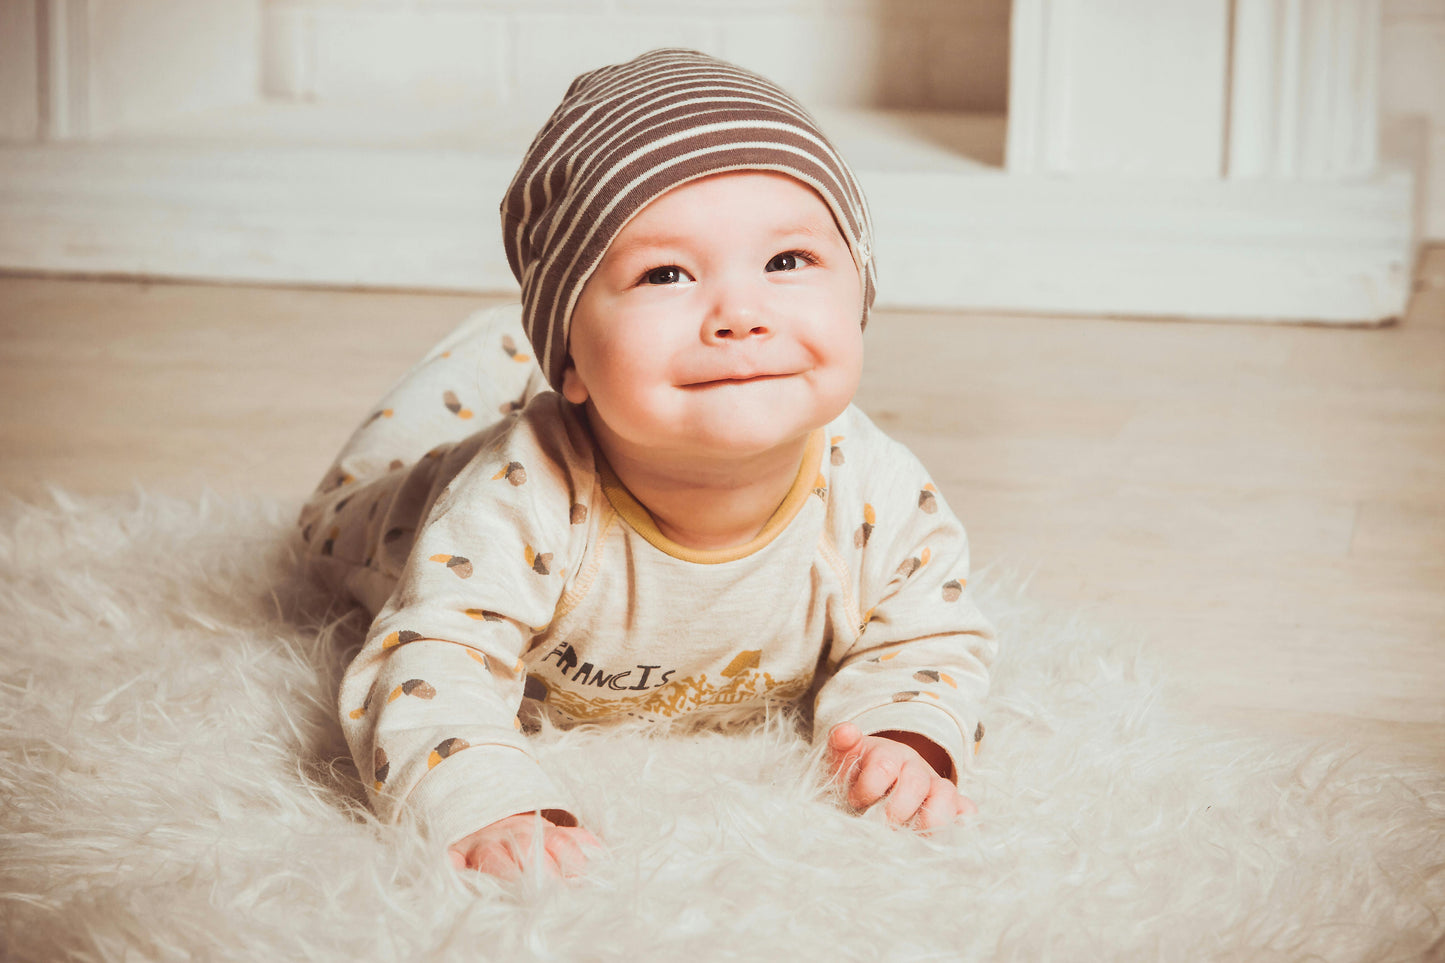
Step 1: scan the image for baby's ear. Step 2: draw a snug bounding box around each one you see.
[560,363,589,405]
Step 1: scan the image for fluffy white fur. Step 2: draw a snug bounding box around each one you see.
[1,488,1442,962]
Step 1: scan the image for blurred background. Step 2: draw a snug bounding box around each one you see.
[0,2,1442,764]
[0,0,1440,317]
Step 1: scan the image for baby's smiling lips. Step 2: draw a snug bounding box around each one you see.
[680,371,794,389]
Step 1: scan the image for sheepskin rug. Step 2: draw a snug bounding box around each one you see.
[2,488,1443,963]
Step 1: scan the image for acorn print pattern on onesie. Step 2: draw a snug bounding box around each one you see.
[374,747,389,790]
[428,737,470,769]
[493,461,527,486]
[501,334,530,363]
[382,629,423,651]
[892,683,941,703]
[525,545,552,575]
[388,678,437,703]
[443,390,473,420]
[893,481,976,713]
[914,668,959,689]
[430,554,474,578]
[919,483,938,514]
[854,504,876,548]
[895,546,931,579]
[301,315,550,603]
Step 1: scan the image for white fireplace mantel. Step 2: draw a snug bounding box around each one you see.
[0,0,1419,325]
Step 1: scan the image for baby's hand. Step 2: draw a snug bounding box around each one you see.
[448,811,600,880]
[826,723,976,832]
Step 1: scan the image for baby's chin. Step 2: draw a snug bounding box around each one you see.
[673,399,847,461]
[681,428,816,462]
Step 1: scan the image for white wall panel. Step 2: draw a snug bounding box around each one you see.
[260,0,1012,113]
[1381,0,1445,238]
[86,0,259,135]
[1008,0,1229,177]
[0,1,40,141]
[512,13,719,112]
[1229,0,1381,180]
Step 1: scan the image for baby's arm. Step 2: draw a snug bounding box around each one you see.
[814,432,997,831]
[340,630,583,868]
[336,400,596,875]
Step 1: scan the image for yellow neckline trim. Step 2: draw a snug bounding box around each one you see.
[597,430,824,565]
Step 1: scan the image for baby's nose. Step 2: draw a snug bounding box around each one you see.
[711,321,771,340]
[704,282,773,342]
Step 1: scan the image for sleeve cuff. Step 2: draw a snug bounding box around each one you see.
[404,743,578,849]
[845,701,972,784]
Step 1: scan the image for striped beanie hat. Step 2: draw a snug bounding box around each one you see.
[501,48,877,390]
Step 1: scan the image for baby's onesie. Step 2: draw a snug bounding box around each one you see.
[302,305,996,847]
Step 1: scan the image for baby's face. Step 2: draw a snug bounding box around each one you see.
[562,171,864,463]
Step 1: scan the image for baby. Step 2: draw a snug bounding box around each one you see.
[300,49,996,879]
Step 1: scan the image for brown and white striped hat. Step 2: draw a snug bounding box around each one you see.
[501,48,877,390]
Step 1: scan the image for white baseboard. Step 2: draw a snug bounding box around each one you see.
[0,104,1417,323]
[870,166,1416,324]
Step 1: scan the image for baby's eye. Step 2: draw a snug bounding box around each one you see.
[765,250,814,273]
[644,265,688,285]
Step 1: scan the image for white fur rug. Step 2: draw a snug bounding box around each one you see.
[2,489,1442,962]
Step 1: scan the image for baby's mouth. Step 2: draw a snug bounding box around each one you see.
[681,373,793,388]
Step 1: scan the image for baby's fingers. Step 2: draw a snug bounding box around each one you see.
[882,765,931,826]
[545,829,600,879]
[470,841,528,880]
[545,838,582,878]
[850,753,902,811]
[912,779,962,833]
[826,723,865,779]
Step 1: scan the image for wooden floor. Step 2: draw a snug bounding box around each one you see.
[2,251,1442,766]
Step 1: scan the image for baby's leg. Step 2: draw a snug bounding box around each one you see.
[298,303,548,613]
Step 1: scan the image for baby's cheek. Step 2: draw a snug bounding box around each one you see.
[817,351,864,413]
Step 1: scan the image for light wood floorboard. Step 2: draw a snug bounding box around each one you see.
[3,251,1442,766]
